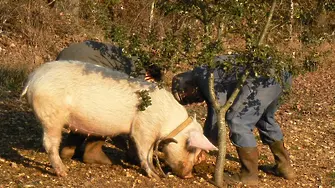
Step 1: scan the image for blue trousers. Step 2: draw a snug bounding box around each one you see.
[204,76,291,147]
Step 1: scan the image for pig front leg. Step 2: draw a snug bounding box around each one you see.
[131,135,160,179]
[43,126,68,177]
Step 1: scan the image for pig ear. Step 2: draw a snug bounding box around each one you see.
[187,131,218,151]
[193,113,197,120]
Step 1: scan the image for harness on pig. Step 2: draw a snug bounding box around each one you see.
[153,116,193,177]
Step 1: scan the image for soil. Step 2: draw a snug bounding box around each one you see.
[1,55,335,188]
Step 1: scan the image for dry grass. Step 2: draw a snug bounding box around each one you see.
[0,0,106,89]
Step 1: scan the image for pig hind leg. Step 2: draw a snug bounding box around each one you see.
[32,98,68,176]
[42,123,68,177]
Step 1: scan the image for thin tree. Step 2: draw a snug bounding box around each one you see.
[149,0,155,33]
[213,0,278,186]
[289,0,294,40]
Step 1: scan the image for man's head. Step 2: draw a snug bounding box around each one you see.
[172,70,204,105]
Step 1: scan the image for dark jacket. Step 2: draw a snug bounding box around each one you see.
[56,40,138,76]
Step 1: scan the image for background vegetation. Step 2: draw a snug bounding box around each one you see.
[0,0,334,90]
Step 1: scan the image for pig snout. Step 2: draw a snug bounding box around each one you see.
[176,150,207,178]
[172,161,194,179]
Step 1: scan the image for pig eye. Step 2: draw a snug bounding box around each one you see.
[186,144,196,152]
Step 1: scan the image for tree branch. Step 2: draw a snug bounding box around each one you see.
[149,0,155,33]
[258,0,277,45]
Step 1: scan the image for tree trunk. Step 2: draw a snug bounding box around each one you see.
[258,0,277,45]
[213,0,277,187]
[289,0,294,41]
[212,71,249,187]
[149,0,155,33]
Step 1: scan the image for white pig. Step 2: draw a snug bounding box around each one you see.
[21,60,217,178]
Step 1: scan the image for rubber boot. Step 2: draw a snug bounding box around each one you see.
[83,136,112,165]
[268,141,296,179]
[60,132,86,159]
[109,134,139,164]
[226,147,259,185]
[126,138,140,165]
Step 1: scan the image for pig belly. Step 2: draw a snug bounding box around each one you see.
[67,112,133,136]
[65,89,138,136]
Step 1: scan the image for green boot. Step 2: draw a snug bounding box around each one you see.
[83,136,112,165]
[60,132,86,159]
[268,141,296,179]
[226,147,259,185]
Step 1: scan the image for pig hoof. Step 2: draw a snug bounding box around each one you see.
[55,166,68,177]
[148,171,161,180]
[55,170,68,177]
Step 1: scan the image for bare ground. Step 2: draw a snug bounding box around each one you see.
[0,50,335,188]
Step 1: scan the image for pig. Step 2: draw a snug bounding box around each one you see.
[21,60,217,179]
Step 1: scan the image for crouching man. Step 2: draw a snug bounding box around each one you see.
[171,55,296,185]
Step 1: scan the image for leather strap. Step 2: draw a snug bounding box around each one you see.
[165,116,193,138]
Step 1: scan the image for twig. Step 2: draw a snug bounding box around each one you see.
[47,0,56,6]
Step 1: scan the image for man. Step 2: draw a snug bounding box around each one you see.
[56,40,162,165]
[171,55,295,185]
